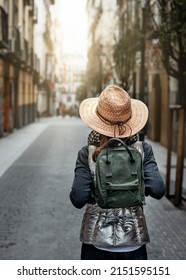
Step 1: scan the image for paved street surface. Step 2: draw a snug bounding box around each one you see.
[0,117,185,260]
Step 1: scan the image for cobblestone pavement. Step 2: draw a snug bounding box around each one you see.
[0,117,185,260]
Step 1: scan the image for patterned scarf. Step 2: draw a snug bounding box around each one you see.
[87,130,138,146]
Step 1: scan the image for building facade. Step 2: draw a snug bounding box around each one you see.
[34,0,56,117]
[0,0,40,136]
[0,0,56,137]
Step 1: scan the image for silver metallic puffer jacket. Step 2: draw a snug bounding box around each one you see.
[79,143,150,247]
[80,203,150,247]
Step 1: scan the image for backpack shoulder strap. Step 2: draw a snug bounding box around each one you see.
[88,145,96,175]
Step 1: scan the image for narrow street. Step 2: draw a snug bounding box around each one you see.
[0,117,88,259]
[0,117,186,260]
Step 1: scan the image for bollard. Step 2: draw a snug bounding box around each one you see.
[166,105,185,206]
[174,107,185,206]
[166,109,173,198]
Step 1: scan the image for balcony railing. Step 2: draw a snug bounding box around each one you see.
[0,6,9,48]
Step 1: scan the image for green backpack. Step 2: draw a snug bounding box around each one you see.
[95,138,145,208]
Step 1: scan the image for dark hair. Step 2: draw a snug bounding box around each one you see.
[92,134,110,162]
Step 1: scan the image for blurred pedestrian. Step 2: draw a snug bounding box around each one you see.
[70,85,165,260]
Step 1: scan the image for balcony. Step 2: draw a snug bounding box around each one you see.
[0,7,9,49]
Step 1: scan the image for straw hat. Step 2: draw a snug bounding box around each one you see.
[79,85,148,138]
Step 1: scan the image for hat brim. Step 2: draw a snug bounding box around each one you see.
[79,97,148,138]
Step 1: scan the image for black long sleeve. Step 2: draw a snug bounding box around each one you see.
[70,146,95,209]
[143,142,166,199]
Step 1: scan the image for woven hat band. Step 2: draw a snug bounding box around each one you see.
[96,108,132,125]
[96,108,132,136]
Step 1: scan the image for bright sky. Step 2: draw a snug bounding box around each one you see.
[54,0,88,55]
